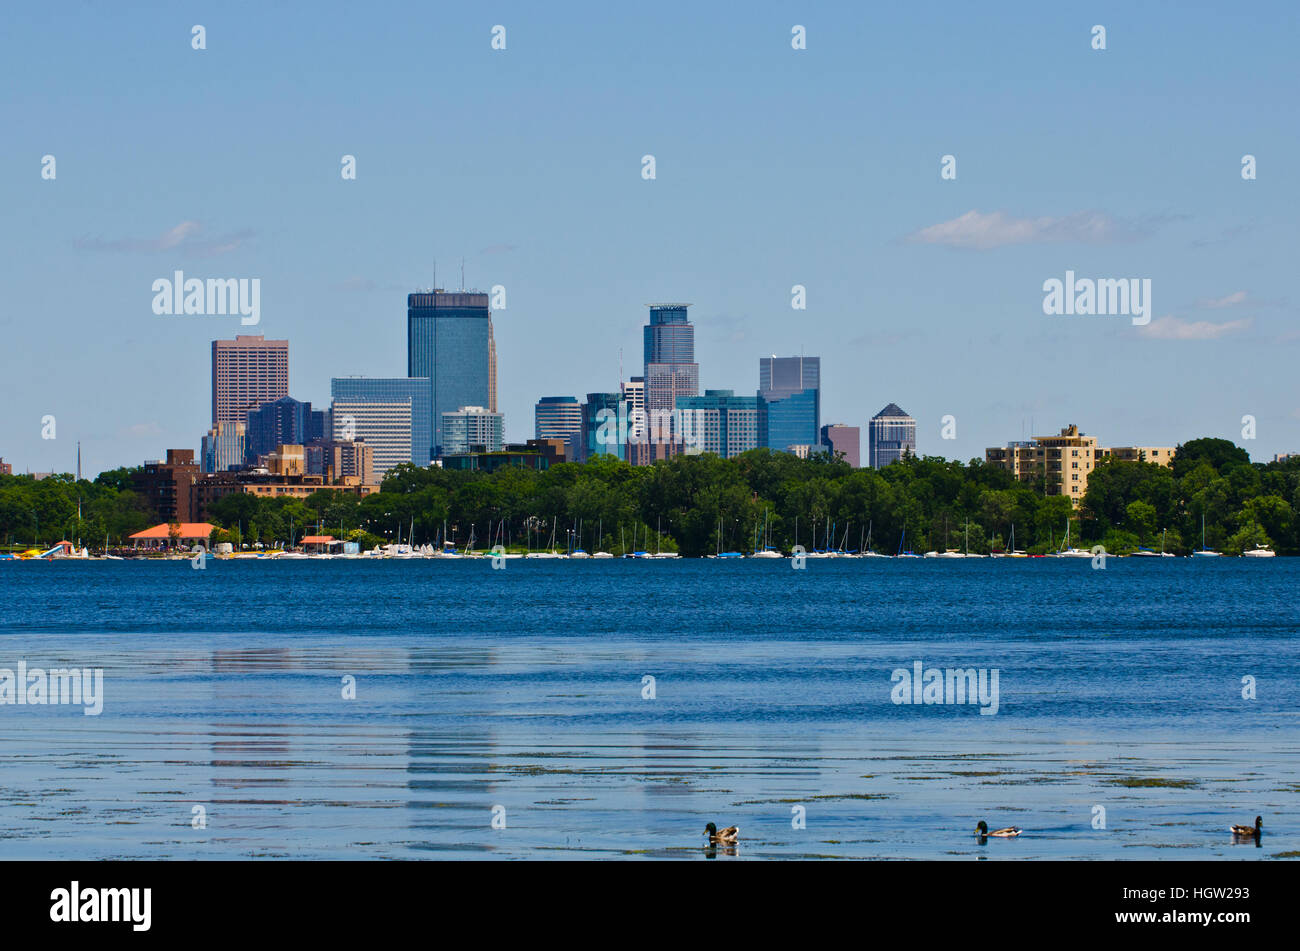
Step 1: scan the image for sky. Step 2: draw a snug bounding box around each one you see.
[2,0,1298,476]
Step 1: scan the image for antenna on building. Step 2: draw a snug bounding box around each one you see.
[460,257,465,291]
[76,441,81,482]
[433,259,437,291]
[619,348,623,388]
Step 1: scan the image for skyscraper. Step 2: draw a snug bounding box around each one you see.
[407,290,491,457]
[580,392,626,462]
[820,423,861,468]
[675,390,758,459]
[488,316,498,413]
[331,377,432,465]
[868,403,917,469]
[245,397,325,463]
[642,304,698,417]
[534,396,582,459]
[201,422,246,473]
[330,400,412,479]
[211,335,289,428]
[757,355,820,451]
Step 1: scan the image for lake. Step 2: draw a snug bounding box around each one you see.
[0,558,1296,859]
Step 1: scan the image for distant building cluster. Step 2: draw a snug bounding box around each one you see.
[39,286,940,528]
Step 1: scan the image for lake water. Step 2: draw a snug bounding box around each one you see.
[1,558,1296,860]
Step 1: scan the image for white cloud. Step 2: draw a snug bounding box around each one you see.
[1198,290,1248,308]
[1138,315,1252,340]
[905,209,1170,250]
[76,221,253,256]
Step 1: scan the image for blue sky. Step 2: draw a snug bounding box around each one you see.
[3,0,1297,475]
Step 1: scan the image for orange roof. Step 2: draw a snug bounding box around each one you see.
[129,522,216,540]
[300,535,336,544]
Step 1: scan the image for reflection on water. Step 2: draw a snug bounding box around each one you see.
[0,560,1297,859]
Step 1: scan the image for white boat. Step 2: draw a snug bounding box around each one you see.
[1191,515,1221,557]
[1242,543,1276,558]
[570,550,591,559]
[592,551,615,559]
[751,549,782,559]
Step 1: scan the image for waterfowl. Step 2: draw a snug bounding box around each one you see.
[704,822,739,843]
[975,820,1021,838]
[1231,816,1262,838]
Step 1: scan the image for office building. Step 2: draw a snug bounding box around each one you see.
[534,396,583,460]
[643,304,699,432]
[441,405,504,454]
[407,290,491,456]
[211,335,289,428]
[245,397,325,463]
[488,317,498,413]
[581,392,626,461]
[330,400,413,479]
[201,422,246,473]
[868,403,917,469]
[758,355,820,451]
[820,423,861,468]
[675,390,759,459]
[986,424,1175,503]
[331,377,432,465]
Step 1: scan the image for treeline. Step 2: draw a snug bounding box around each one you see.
[2,438,1297,556]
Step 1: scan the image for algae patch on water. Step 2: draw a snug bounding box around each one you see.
[1106,777,1199,789]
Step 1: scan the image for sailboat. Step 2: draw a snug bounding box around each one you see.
[592,518,614,557]
[862,520,889,558]
[1191,514,1221,557]
[752,509,782,557]
[1132,528,1175,558]
[991,523,1026,558]
[526,516,566,558]
[1054,518,1091,557]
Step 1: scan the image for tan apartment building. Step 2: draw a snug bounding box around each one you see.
[985,424,1175,503]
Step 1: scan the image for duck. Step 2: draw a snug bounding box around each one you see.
[704,822,739,844]
[975,820,1021,838]
[1230,816,1262,838]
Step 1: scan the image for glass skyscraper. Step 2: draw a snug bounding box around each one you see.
[407,291,492,457]
[757,356,820,451]
[245,396,325,463]
[642,304,699,417]
[331,377,432,465]
[675,390,758,459]
[868,403,917,468]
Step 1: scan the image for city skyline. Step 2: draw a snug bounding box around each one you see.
[4,3,1298,477]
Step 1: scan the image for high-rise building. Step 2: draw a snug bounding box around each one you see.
[211,335,289,428]
[580,392,626,462]
[867,403,916,469]
[985,424,1174,504]
[488,316,497,413]
[441,406,504,454]
[245,397,325,463]
[676,390,759,459]
[643,304,699,417]
[331,377,432,465]
[534,396,583,460]
[201,422,247,473]
[330,400,412,479]
[758,355,820,451]
[407,290,491,456]
[0,458,12,476]
[820,423,861,468]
